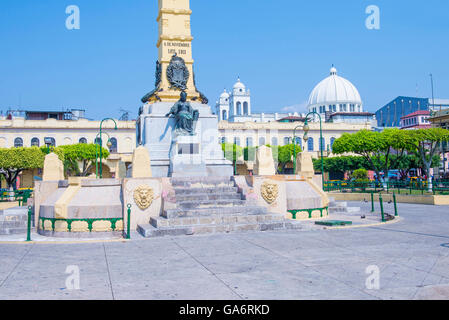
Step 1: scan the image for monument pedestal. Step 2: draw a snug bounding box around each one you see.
[138,102,233,177]
[170,135,207,177]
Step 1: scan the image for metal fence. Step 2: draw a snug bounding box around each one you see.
[324,180,449,195]
[0,189,33,206]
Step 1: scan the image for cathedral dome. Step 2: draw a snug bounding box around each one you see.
[220,89,230,99]
[308,67,362,112]
[233,78,246,91]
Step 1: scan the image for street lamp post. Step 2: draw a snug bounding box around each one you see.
[302,112,325,188]
[95,132,112,179]
[293,125,303,173]
[98,118,117,179]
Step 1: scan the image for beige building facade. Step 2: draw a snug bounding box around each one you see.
[218,120,372,158]
[1,113,373,187]
[0,118,136,187]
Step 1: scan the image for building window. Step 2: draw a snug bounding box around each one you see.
[31,138,40,147]
[243,102,249,115]
[330,137,336,151]
[271,137,278,146]
[95,137,102,146]
[220,137,226,144]
[246,137,253,147]
[222,110,227,120]
[79,138,87,144]
[14,138,23,148]
[259,137,266,146]
[295,137,302,150]
[109,138,118,153]
[236,102,242,115]
[234,137,240,146]
[308,137,314,151]
[284,137,291,145]
[320,137,325,151]
[46,138,56,147]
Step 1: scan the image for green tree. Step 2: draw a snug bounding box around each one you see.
[57,143,110,177]
[409,128,449,191]
[313,156,371,179]
[243,146,258,161]
[0,147,45,189]
[222,143,243,173]
[332,129,414,186]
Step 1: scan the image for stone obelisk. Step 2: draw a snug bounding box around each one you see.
[138,0,233,178]
[141,0,207,104]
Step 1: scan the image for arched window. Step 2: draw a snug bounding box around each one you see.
[295,137,302,150]
[14,138,23,148]
[308,137,314,151]
[236,102,242,115]
[284,137,291,145]
[234,137,240,146]
[109,138,118,153]
[243,102,249,115]
[46,138,56,147]
[320,137,325,151]
[79,138,87,144]
[330,137,336,151]
[246,137,253,147]
[271,137,278,146]
[222,110,227,120]
[95,137,102,145]
[31,137,40,147]
[259,137,266,146]
[220,137,226,144]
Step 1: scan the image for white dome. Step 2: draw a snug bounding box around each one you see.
[233,78,246,90]
[220,89,230,99]
[308,67,362,107]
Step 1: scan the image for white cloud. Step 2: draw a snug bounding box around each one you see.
[280,101,308,113]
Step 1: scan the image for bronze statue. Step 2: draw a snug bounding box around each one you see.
[165,92,199,136]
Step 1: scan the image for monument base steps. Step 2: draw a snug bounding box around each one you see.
[0,207,32,235]
[137,177,302,238]
[328,198,361,214]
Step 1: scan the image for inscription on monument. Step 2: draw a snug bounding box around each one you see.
[164,42,190,56]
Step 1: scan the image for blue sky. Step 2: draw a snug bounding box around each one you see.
[0,0,448,120]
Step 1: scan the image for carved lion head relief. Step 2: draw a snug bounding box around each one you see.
[133,185,154,210]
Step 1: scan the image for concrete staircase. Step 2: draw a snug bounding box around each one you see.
[138,177,298,237]
[328,198,361,215]
[0,207,31,235]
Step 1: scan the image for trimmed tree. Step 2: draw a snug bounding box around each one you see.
[57,143,110,177]
[313,156,371,179]
[276,144,301,174]
[409,128,449,192]
[0,147,46,189]
[332,129,414,186]
[222,143,243,174]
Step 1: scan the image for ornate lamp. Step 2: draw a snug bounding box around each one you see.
[303,119,310,142]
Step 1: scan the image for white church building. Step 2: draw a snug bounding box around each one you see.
[216,67,374,125]
[215,78,301,123]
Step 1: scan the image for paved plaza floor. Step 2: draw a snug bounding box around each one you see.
[0,201,448,300]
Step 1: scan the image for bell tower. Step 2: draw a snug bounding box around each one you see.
[142,0,207,104]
